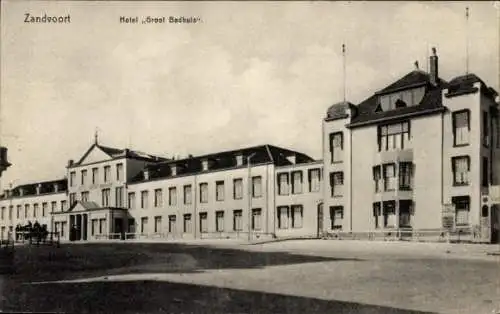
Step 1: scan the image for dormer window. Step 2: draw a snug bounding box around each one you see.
[236,154,243,166]
[377,87,425,112]
[202,159,209,171]
[170,164,178,176]
[143,169,150,180]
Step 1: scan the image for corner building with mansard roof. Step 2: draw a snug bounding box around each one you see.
[0,49,499,243]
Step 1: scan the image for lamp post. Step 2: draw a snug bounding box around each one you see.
[247,152,256,242]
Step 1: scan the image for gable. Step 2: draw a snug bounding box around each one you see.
[79,146,113,165]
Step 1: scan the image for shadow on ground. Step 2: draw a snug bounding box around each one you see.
[2,280,436,314]
[7,242,362,282]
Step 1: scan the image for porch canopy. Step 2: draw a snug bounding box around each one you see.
[53,201,129,240]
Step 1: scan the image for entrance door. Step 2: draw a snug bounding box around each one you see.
[492,205,499,244]
[114,218,124,240]
[317,203,324,238]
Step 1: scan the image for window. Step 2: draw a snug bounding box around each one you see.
[61,200,67,211]
[81,170,87,185]
[168,215,176,233]
[383,201,396,228]
[91,219,97,235]
[482,157,489,187]
[16,205,21,219]
[116,163,124,181]
[51,202,56,213]
[452,110,470,146]
[483,111,489,147]
[168,187,176,206]
[154,189,163,207]
[33,203,39,218]
[330,206,343,230]
[233,179,243,199]
[452,156,470,186]
[115,187,124,207]
[24,204,29,218]
[233,210,243,231]
[497,116,500,148]
[183,214,192,233]
[1,207,4,220]
[199,212,208,233]
[140,217,148,234]
[277,206,289,229]
[92,168,98,184]
[216,181,225,201]
[42,203,48,217]
[373,202,381,229]
[291,171,303,194]
[308,169,321,192]
[291,205,303,228]
[128,192,136,209]
[373,166,382,193]
[252,208,262,230]
[199,183,208,203]
[399,200,413,227]
[81,191,89,202]
[154,216,162,233]
[215,211,224,232]
[70,171,76,187]
[69,193,76,206]
[101,188,110,207]
[452,196,470,226]
[104,166,111,183]
[330,172,344,197]
[378,121,410,151]
[252,176,262,198]
[399,162,413,190]
[8,206,12,220]
[184,185,192,205]
[277,173,289,195]
[141,190,149,208]
[329,132,343,163]
[383,164,396,191]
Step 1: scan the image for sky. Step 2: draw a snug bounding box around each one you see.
[0,1,499,188]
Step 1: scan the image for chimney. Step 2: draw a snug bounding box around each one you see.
[67,159,74,167]
[430,47,439,86]
[36,184,42,195]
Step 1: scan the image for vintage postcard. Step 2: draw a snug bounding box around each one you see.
[0,1,499,313]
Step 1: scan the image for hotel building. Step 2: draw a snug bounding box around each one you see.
[0,49,499,243]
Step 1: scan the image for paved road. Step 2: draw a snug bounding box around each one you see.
[1,240,499,313]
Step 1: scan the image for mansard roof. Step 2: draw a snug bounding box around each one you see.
[130,144,316,183]
[0,178,67,199]
[345,70,448,128]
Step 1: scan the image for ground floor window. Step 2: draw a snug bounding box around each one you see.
[154,216,162,233]
[291,205,303,228]
[168,215,176,233]
[330,206,343,230]
[373,202,381,229]
[183,214,192,233]
[383,201,396,228]
[199,212,208,233]
[399,200,413,228]
[252,208,262,231]
[91,219,98,235]
[128,218,135,233]
[60,221,67,237]
[277,206,289,229]
[233,210,243,231]
[215,211,224,232]
[452,196,470,226]
[140,217,148,234]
